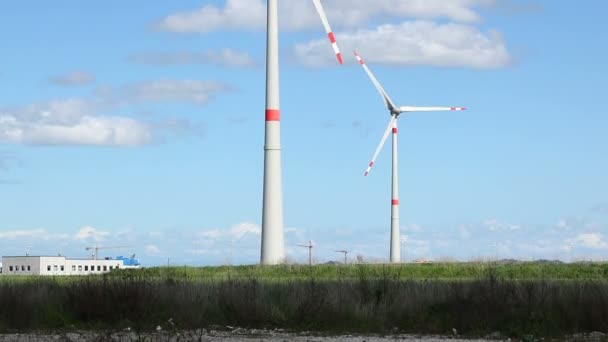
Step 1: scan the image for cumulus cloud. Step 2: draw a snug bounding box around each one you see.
[127,80,230,104]
[571,233,608,250]
[1,78,229,146]
[404,224,424,232]
[75,225,110,241]
[50,71,96,87]
[98,80,231,106]
[229,222,261,239]
[157,1,510,69]
[145,244,162,254]
[0,229,49,239]
[294,21,510,68]
[199,222,262,241]
[157,0,492,33]
[0,99,153,146]
[482,219,521,232]
[158,0,266,33]
[130,48,256,68]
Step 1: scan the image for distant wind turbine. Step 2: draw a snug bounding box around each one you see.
[354,51,466,264]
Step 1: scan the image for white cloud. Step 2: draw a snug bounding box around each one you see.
[0,99,153,146]
[100,80,231,106]
[403,223,424,232]
[285,227,298,234]
[572,233,608,250]
[482,219,521,232]
[401,236,431,257]
[130,49,256,68]
[50,71,96,87]
[199,222,262,242]
[200,229,222,240]
[294,21,510,68]
[158,0,266,33]
[145,244,161,254]
[157,0,492,33]
[0,78,227,146]
[0,229,48,239]
[75,225,109,241]
[229,222,261,239]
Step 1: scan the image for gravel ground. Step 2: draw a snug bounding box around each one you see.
[0,329,491,342]
[0,330,604,342]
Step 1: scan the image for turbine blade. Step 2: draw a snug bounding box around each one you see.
[364,116,396,176]
[398,106,467,112]
[354,51,396,111]
[312,0,343,65]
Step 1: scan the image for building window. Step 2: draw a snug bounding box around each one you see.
[91,265,95,271]
[103,266,107,271]
[109,266,113,270]
[47,265,51,271]
[53,265,58,271]
[84,265,88,271]
[116,264,120,269]
[9,266,13,272]
[78,265,83,271]
[97,266,101,271]
[27,266,31,271]
[72,265,76,271]
[21,265,25,271]
[60,265,64,271]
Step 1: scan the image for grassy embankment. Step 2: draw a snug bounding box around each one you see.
[0,262,606,337]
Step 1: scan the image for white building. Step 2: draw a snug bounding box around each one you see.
[1,255,127,276]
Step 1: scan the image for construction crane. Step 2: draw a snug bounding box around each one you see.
[297,240,314,266]
[85,245,131,260]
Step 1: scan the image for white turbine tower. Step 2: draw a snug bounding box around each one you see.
[261,0,342,265]
[354,51,466,264]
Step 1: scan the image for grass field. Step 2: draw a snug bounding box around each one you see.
[0,262,606,337]
[108,261,608,281]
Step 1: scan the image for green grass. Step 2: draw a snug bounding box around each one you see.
[2,262,605,283]
[97,261,608,282]
[0,262,606,337]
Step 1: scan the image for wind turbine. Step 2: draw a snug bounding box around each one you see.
[354,51,466,264]
[334,250,348,264]
[261,0,342,265]
[297,240,315,266]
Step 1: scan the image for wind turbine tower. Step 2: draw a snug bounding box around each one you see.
[260,0,342,265]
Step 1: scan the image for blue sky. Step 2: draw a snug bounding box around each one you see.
[1,0,607,266]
